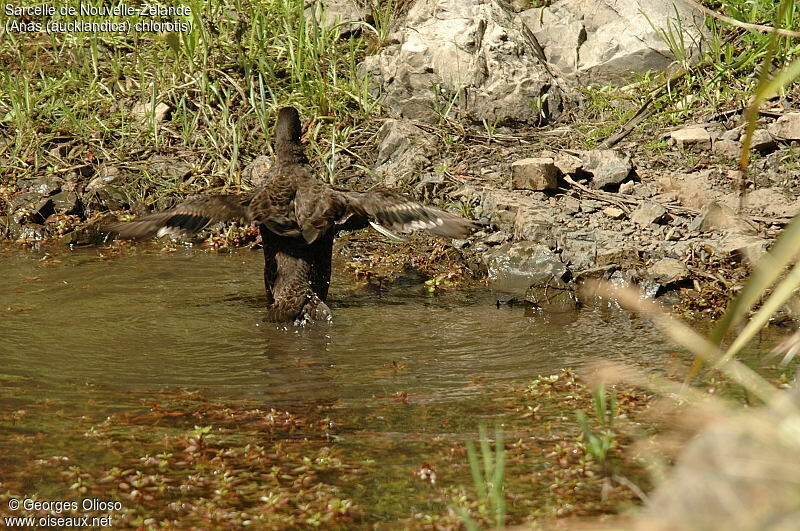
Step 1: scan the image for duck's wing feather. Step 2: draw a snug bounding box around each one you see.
[106,194,251,240]
[340,189,479,239]
[292,182,346,244]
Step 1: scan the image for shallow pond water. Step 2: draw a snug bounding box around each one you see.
[0,244,777,526]
[0,245,672,404]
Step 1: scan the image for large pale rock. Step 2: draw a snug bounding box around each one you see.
[560,229,638,271]
[361,0,574,124]
[750,129,777,153]
[131,101,170,124]
[522,0,707,84]
[713,138,740,159]
[482,189,529,230]
[715,233,769,262]
[688,201,753,234]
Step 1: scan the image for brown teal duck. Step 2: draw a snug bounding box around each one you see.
[108,107,479,323]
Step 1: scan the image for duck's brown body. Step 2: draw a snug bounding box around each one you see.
[109,107,478,322]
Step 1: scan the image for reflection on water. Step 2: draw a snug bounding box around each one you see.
[0,245,673,410]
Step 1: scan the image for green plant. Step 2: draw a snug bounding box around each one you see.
[455,424,505,530]
[576,384,618,473]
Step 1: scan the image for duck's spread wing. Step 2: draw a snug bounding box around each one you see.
[107,194,251,240]
[341,189,479,239]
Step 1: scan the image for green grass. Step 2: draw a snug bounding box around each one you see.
[633,0,800,127]
[0,0,383,198]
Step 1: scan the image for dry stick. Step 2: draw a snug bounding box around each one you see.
[599,23,750,150]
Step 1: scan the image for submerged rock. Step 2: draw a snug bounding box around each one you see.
[486,241,567,295]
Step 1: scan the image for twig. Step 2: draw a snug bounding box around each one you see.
[676,0,800,39]
[562,175,793,226]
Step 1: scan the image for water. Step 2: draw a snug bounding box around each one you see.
[0,244,725,525]
[0,245,671,406]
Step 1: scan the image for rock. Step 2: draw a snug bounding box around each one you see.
[579,199,603,212]
[14,223,46,241]
[486,241,567,294]
[749,129,776,153]
[526,276,578,312]
[305,0,369,34]
[87,165,128,191]
[61,213,118,246]
[560,229,638,271]
[716,233,769,262]
[481,230,510,246]
[631,200,668,226]
[522,0,707,85]
[720,126,742,141]
[560,231,597,271]
[657,169,728,211]
[648,257,689,284]
[688,201,750,233]
[744,188,792,217]
[86,184,130,212]
[8,193,55,224]
[148,157,193,181]
[632,183,657,198]
[50,190,81,215]
[511,157,558,191]
[482,189,529,230]
[671,127,712,151]
[553,151,583,175]
[22,175,63,196]
[562,195,581,214]
[767,112,800,140]
[414,172,446,198]
[618,181,635,195]
[374,119,436,187]
[580,149,633,189]
[514,205,559,245]
[449,184,479,203]
[361,0,574,124]
[131,101,170,123]
[713,138,740,159]
[242,155,272,187]
[596,244,639,267]
[602,207,626,219]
